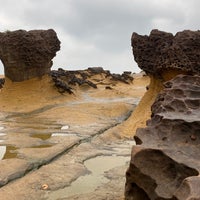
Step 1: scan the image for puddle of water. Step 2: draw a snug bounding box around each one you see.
[31,144,53,148]
[2,145,18,159]
[30,133,52,140]
[48,155,130,199]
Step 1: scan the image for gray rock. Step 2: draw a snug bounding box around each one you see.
[125,75,200,200]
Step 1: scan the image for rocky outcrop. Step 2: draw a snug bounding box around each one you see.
[125,29,200,199]
[0,29,60,81]
[125,75,200,199]
[125,30,200,137]
[132,29,200,76]
[50,67,134,94]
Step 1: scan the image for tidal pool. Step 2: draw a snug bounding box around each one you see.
[47,155,130,199]
[0,145,18,159]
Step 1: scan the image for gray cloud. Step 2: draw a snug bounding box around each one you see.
[0,0,200,75]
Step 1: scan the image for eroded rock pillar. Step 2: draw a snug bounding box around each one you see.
[0,29,60,81]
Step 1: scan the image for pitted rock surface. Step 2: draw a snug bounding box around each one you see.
[125,75,200,200]
[132,29,200,76]
[0,29,60,81]
[124,30,200,139]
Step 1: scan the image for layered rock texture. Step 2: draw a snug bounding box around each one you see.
[0,29,60,81]
[125,30,200,199]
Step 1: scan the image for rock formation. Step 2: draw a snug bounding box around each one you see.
[50,67,134,94]
[132,29,200,75]
[124,29,200,137]
[125,75,200,199]
[125,30,200,199]
[0,29,60,81]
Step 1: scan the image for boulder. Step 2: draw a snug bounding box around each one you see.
[0,29,60,81]
[125,75,200,199]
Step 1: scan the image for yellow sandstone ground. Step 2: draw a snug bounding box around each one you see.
[1,70,182,139]
[119,75,163,137]
[0,72,153,144]
[98,69,188,140]
[0,75,76,112]
[0,72,149,200]
[99,75,163,140]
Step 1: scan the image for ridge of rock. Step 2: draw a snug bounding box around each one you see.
[50,67,134,94]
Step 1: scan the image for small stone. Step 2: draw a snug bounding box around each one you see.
[41,184,49,190]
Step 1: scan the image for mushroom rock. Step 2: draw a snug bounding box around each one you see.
[132,29,200,75]
[0,29,60,81]
[123,29,200,137]
[125,74,200,199]
[0,29,64,112]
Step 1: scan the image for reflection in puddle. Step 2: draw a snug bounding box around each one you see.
[0,119,71,160]
[48,155,130,199]
[2,146,18,159]
[0,145,6,160]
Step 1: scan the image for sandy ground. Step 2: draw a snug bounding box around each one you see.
[0,72,149,200]
[0,73,149,126]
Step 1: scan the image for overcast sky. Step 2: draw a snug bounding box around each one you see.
[0,0,199,74]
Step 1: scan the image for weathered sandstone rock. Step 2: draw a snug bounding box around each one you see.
[0,29,60,81]
[132,29,200,75]
[125,75,200,199]
[126,30,200,136]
